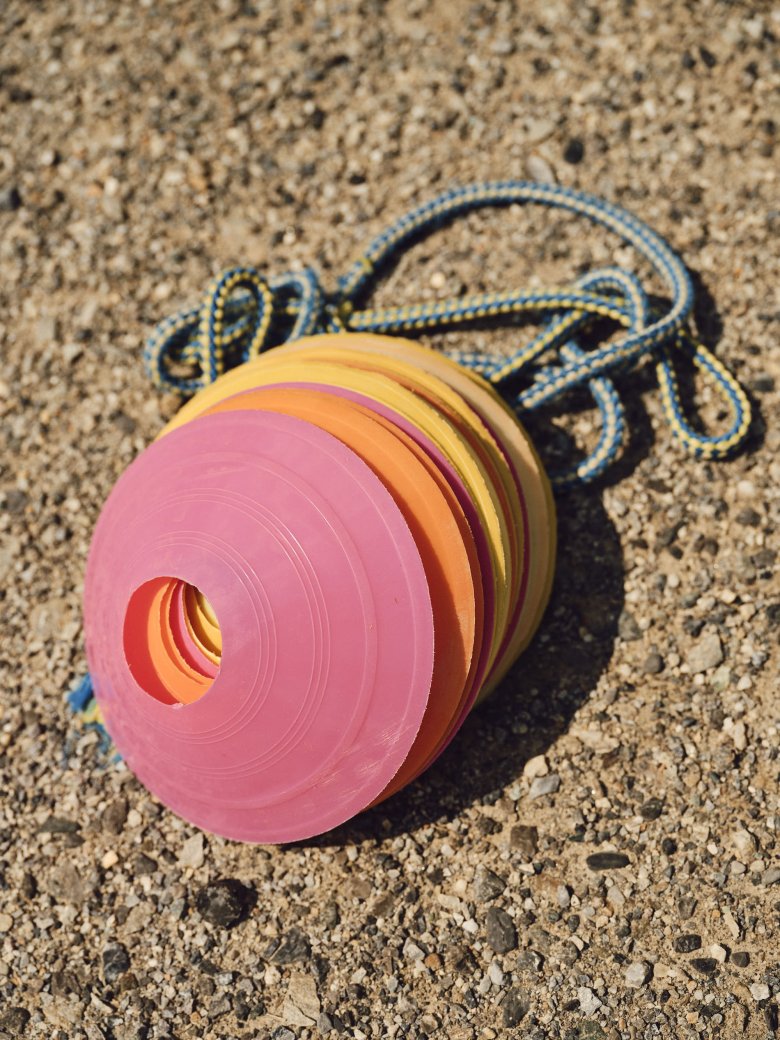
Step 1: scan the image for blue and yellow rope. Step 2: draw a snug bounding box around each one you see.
[144,181,751,488]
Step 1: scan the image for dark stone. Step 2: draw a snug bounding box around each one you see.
[618,610,642,641]
[642,651,664,675]
[699,45,717,67]
[319,902,340,928]
[103,943,131,982]
[0,1007,31,1036]
[270,1029,296,1040]
[676,896,697,919]
[559,941,580,966]
[4,489,27,514]
[732,951,750,968]
[574,1021,606,1039]
[0,186,22,212]
[661,838,677,856]
[38,816,80,834]
[563,138,585,164]
[101,797,129,835]
[51,970,81,996]
[20,872,37,900]
[673,933,702,953]
[264,927,311,964]
[132,852,158,875]
[447,944,478,973]
[510,824,538,858]
[586,852,630,871]
[690,957,718,975]
[111,411,137,436]
[639,798,664,821]
[503,987,530,1026]
[474,868,506,902]
[485,907,518,953]
[195,879,256,929]
[736,508,761,527]
[476,815,502,835]
[655,523,681,549]
[517,949,544,971]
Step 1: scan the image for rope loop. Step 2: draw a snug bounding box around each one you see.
[144,181,752,486]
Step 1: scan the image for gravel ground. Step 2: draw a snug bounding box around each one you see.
[1,1,779,1038]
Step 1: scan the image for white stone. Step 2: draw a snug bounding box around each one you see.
[749,982,770,1001]
[403,939,425,961]
[624,961,651,988]
[709,944,728,964]
[178,833,205,869]
[523,754,549,779]
[687,632,724,673]
[488,961,504,986]
[528,774,560,799]
[525,153,556,184]
[607,885,626,908]
[0,913,12,933]
[101,850,119,869]
[730,828,758,857]
[282,972,320,1027]
[578,987,602,1015]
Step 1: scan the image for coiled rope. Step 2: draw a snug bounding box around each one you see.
[143,181,751,488]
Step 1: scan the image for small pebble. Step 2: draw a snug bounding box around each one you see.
[474,868,506,902]
[485,907,518,953]
[529,774,560,799]
[264,928,311,964]
[0,186,22,211]
[578,986,602,1015]
[732,952,750,968]
[749,982,770,1001]
[618,609,641,641]
[625,961,651,988]
[709,944,728,964]
[690,957,718,975]
[101,797,128,835]
[563,138,585,164]
[102,943,131,982]
[195,879,255,929]
[178,832,205,869]
[488,961,504,986]
[517,950,544,972]
[639,798,664,821]
[502,988,530,1026]
[687,632,724,672]
[0,1008,30,1037]
[586,852,630,871]
[642,651,664,674]
[674,934,702,953]
[510,824,539,858]
[525,154,556,183]
[523,754,549,779]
